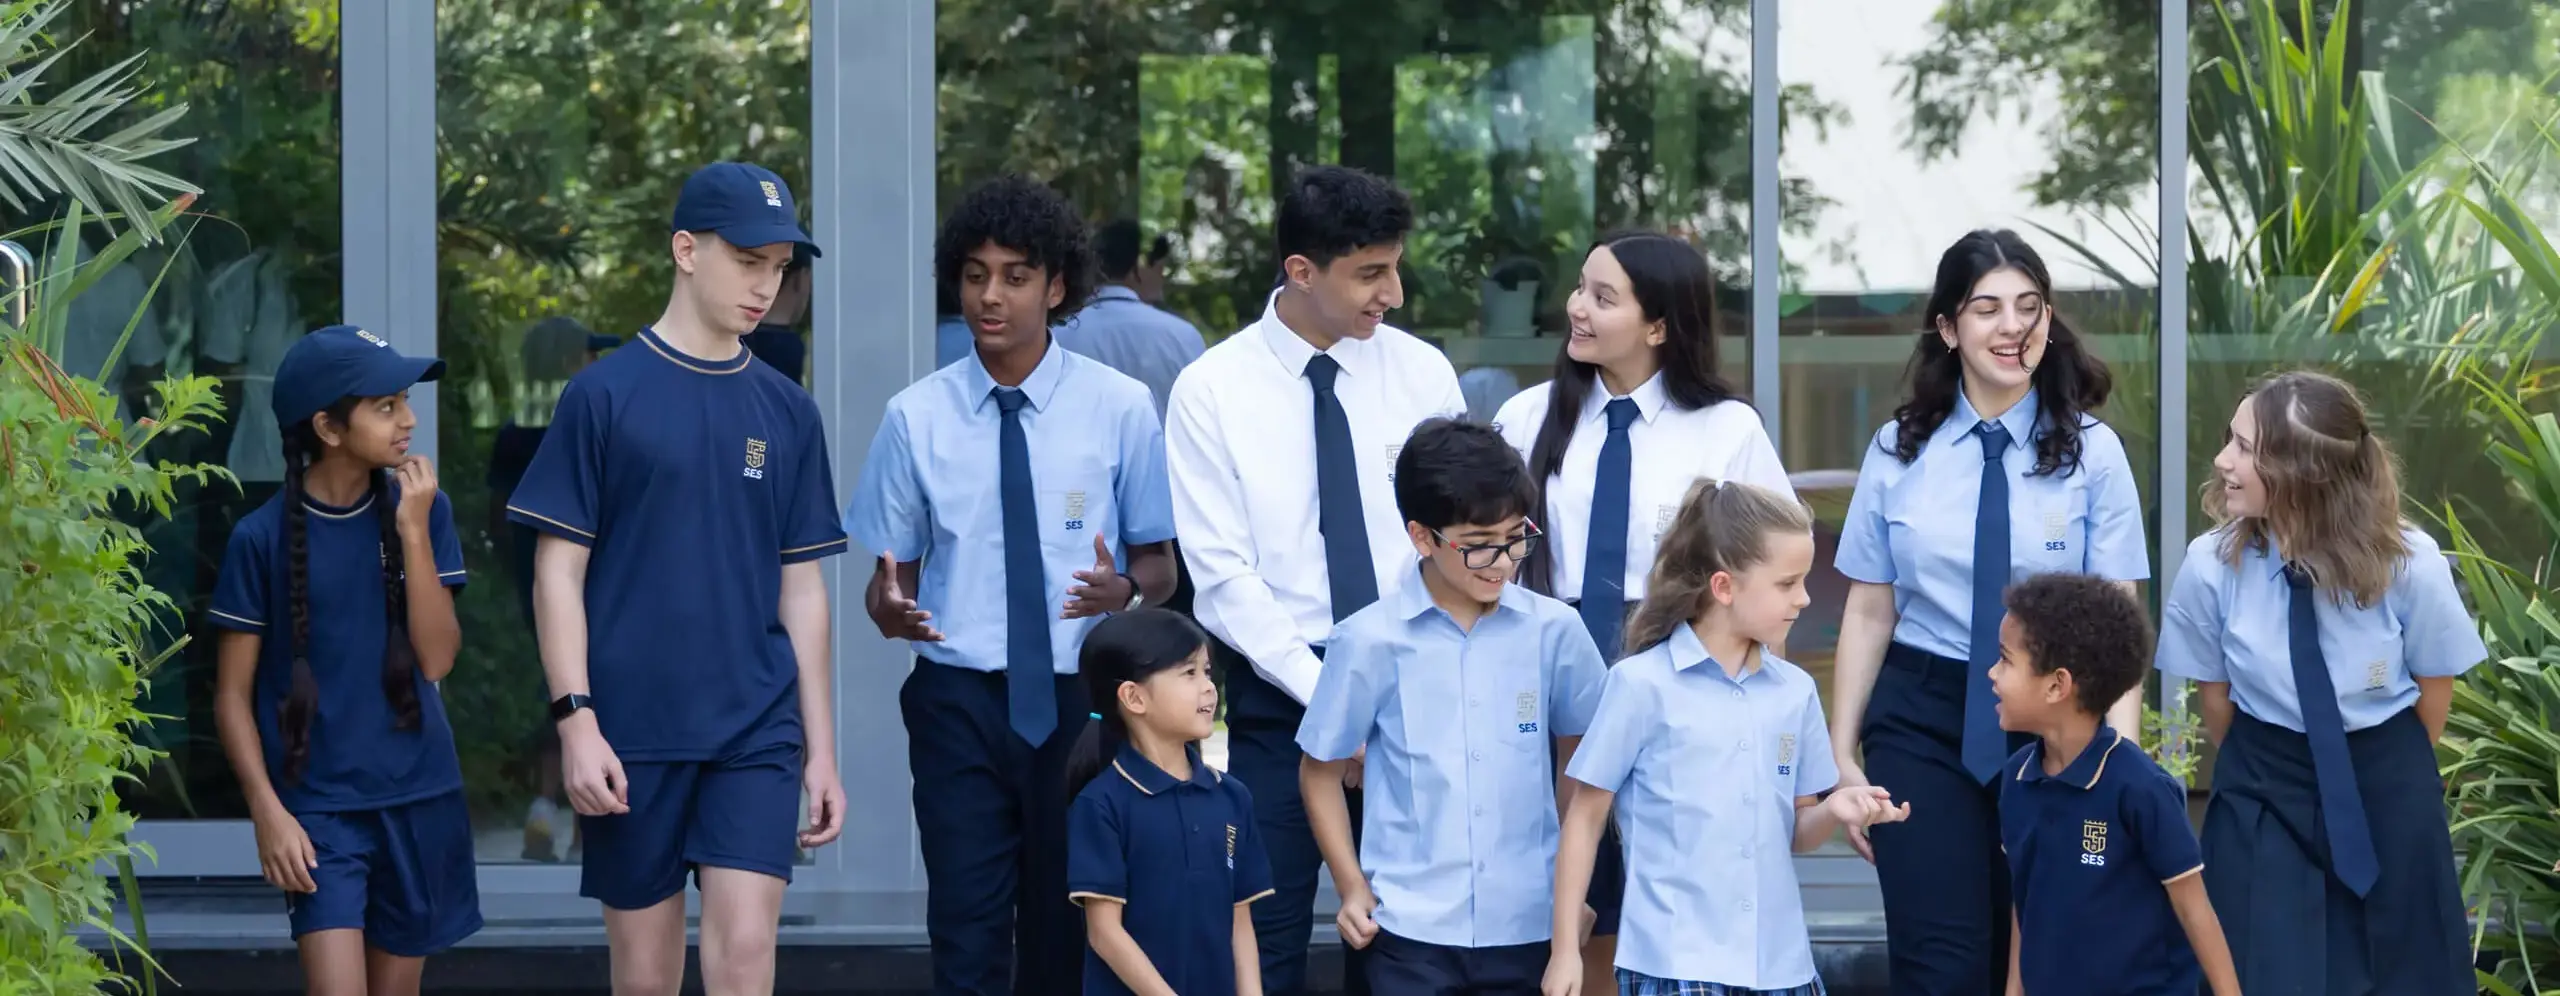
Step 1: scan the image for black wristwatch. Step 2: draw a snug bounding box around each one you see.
[550,692,594,722]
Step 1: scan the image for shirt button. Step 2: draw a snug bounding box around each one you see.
[1731,688,1745,699]
[1737,739,1751,749]
[1740,899,1755,912]
[1471,751,1483,761]
[1474,807,1485,816]
[1470,698,1481,707]
[1741,847,1754,859]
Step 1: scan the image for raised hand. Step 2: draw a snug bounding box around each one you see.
[1062,533,1132,619]
[867,551,944,641]
[393,454,437,540]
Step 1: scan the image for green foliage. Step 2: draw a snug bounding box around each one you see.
[0,0,198,242]
[2140,703,2205,784]
[0,209,222,995]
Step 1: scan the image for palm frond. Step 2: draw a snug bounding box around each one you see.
[0,2,198,242]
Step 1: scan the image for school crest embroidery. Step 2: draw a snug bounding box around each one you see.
[1225,824,1237,870]
[1385,443,1403,484]
[354,328,390,348]
[759,180,783,207]
[1655,503,1677,536]
[1777,733,1796,776]
[1064,491,1088,532]
[2364,659,2388,690]
[1515,691,1539,734]
[2043,511,2069,552]
[2080,820,2109,866]
[743,438,768,480]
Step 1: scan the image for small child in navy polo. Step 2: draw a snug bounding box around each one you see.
[1991,573,2239,996]
[209,325,479,994]
[1066,609,1274,996]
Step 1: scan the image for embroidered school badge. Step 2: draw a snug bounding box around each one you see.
[2080,820,2109,866]
[1225,824,1237,869]
[2043,511,2069,552]
[1515,691,1540,734]
[1064,491,1087,531]
[354,328,390,348]
[2364,659,2388,690]
[1656,503,1677,536]
[1777,733,1796,776]
[743,438,768,480]
[759,180,783,207]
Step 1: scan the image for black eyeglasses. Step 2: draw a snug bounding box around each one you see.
[1430,521,1544,570]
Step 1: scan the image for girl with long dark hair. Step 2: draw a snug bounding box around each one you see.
[209,325,478,995]
[1492,231,1789,989]
[1824,230,2150,994]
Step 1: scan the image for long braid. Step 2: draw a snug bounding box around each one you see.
[374,468,423,729]
[280,443,320,783]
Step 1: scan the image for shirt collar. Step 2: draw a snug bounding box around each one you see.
[1662,623,1771,683]
[1391,559,1534,623]
[1578,370,1666,426]
[1092,285,1142,304]
[2013,726,2123,790]
[1255,288,1369,382]
[1111,741,1221,796]
[964,337,1068,414]
[1944,386,2041,452]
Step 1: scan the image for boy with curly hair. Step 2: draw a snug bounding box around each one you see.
[1989,573,2240,996]
[847,174,1179,995]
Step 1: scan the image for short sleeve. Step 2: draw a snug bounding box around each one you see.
[428,491,468,587]
[1792,682,1840,797]
[1113,397,1178,547]
[781,397,850,563]
[1228,782,1276,905]
[845,406,929,562]
[1294,624,1387,762]
[2081,425,2151,582]
[2395,534,2489,678]
[2155,543,2229,683]
[506,378,606,545]
[1833,426,1899,584]
[209,519,270,632]
[1726,413,1797,500]
[1547,616,1607,737]
[1563,667,1656,794]
[1491,387,1541,460]
[2126,767,2204,883]
[1065,790,1128,905]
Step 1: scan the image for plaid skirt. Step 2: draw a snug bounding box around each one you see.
[1615,969,1826,996]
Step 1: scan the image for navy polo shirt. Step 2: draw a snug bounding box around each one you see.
[1067,744,1274,996]
[2000,727,2205,996]
[208,486,468,814]
[506,327,848,761]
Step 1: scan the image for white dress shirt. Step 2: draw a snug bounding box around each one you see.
[1166,291,1467,705]
[1494,372,1793,600]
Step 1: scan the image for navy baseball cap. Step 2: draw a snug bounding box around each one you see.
[271,324,446,428]
[670,162,822,258]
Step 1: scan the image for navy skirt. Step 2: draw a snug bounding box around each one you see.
[2203,708,2471,995]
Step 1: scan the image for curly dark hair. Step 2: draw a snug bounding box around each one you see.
[935,174,1095,325]
[2003,572,2151,716]
[1276,164,1413,269]
[1885,229,2112,479]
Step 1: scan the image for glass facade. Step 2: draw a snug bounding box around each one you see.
[50,0,2546,954]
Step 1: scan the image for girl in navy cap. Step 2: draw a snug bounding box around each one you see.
[1066,609,1274,996]
[2156,370,2482,993]
[209,324,479,995]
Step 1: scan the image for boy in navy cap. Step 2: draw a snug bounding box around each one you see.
[507,162,851,996]
[1990,573,2240,996]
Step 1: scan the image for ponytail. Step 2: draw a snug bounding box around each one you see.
[1621,478,1815,656]
[279,440,319,784]
[1063,709,1123,801]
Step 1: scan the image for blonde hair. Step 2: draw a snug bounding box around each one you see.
[2205,369,2407,607]
[1622,478,1816,656]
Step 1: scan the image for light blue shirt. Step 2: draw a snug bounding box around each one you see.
[1834,389,2150,660]
[1294,563,1606,949]
[935,314,974,369]
[2155,524,2486,733]
[1055,286,1208,418]
[1564,625,1837,989]
[848,341,1178,673]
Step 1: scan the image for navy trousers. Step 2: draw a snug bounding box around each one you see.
[903,660,1090,996]
[1220,638,1367,996]
[1861,643,2033,996]
[1366,931,1545,995]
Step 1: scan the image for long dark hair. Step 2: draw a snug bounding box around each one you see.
[277,401,423,783]
[1886,229,2111,478]
[1522,230,1744,595]
[1063,609,1210,799]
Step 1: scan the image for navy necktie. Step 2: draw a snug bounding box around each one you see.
[996,388,1056,746]
[1578,398,1641,662]
[1964,420,2013,784]
[1306,355,1378,622]
[2286,563,2379,896]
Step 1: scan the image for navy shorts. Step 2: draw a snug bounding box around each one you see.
[288,790,483,956]
[580,741,803,910]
